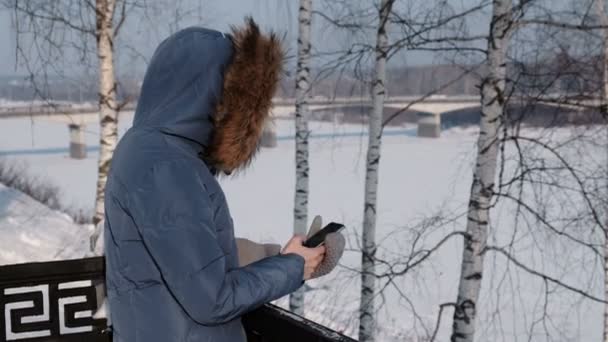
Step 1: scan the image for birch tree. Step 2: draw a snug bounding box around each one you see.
[92,0,119,249]
[5,0,199,253]
[314,0,608,339]
[5,0,123,251]
[359,1,393,341]
[291,0,313,316]
[450,0,513,340]
[315,1,486,338]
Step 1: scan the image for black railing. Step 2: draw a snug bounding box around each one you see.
[243,304,355,342]
[0,257,356,342]
[0,257,109,342]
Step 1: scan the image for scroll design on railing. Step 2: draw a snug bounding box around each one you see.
[0,258,109,342]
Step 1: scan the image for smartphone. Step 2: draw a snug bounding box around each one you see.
[303,222,345,248]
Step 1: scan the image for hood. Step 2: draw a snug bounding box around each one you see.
[133,18,284,173]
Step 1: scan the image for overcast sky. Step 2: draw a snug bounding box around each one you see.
[0,0,490,77]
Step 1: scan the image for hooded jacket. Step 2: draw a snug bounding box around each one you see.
[104,19,304,342]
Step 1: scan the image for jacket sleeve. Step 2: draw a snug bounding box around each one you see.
[130,160,304,325]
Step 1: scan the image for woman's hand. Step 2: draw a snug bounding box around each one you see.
[282,235,326,280]
[306,216,346,279]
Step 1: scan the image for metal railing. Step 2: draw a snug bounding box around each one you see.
[0,257,356,342]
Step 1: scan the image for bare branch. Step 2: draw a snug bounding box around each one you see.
[486,246,607,303]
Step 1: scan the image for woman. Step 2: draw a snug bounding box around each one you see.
[103,18,343,342]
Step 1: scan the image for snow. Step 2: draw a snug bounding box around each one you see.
[0,183,90,265]
[0,99,97,110]
[0,110,604,341]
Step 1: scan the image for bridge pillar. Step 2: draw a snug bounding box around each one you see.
[260,120,277,148]
[417,112,441,138]
[69,124,87,159]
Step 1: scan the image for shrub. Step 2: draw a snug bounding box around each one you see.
[0,158,92,223]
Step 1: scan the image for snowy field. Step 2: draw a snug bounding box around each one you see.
[0,110,604,341]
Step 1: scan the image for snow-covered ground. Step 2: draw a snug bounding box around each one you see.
[0,99,97,109]
[0,110,604,341]
[0,183,90,265]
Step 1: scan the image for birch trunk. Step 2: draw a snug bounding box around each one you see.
[597,1,608,341]
[290,0,312,316]
[359,1,392,341]
[450,0,512,341]
[91,0,118,252]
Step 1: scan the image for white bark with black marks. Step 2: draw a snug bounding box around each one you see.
[91,0,119,252]
[450,0,512,341]
[290,0,312,315]
[359,1,392,341]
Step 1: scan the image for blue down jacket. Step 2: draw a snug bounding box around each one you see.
[104,23,304,342]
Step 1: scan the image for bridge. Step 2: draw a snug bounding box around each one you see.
[271,94,600,137]
[274,95,484,138]
[0,95,599,157]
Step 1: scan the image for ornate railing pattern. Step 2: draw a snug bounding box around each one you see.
[0,257,356,342]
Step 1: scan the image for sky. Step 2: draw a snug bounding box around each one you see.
[0,0,491,78]
[0,1,301,76]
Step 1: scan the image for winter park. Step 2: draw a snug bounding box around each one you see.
[0,1,607,342]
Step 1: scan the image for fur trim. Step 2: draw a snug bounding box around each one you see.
[205,17,284,174]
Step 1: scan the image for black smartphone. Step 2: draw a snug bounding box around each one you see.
[303,222,345,248]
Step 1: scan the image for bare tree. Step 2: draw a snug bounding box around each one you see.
[312,0,608,340]
[4,0,202,253]
[450,1,514,341]
[92,0,120,249]
[312,1,487,339]
[501,2,608,340]
[291,0,313,315]
[4,0,127,251]
[447,1,608,339]
[359,1,394,341]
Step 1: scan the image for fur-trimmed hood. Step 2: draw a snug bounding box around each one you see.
[133,18,283,174]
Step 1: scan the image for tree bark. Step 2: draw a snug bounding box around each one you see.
[290,0,313,315]
[359,1,392,341]
[91,0,118,252]
[450,0,512,341]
